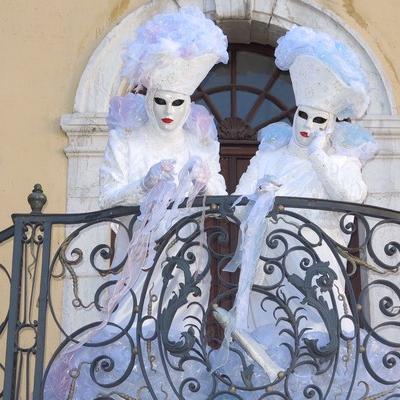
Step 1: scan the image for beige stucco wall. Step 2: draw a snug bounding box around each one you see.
[320,0,400,111]
[0,0,399,392]
[0,0,146,229]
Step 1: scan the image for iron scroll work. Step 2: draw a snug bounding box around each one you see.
[1,187,400,399]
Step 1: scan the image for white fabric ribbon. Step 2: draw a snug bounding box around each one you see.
[213,176,283,378]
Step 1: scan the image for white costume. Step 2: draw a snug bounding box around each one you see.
[223,26,374,335]
[99,94,226,337]
[98,6,227,327]
[100,4,228,209]
[97,6,228,338]
[45,8,229,400]
[99,4,228,382]
[211,27,398,398]
[100,99,225,210]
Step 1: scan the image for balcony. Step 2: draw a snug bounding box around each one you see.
[0,185,399,399]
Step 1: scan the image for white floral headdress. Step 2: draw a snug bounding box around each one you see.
[121,7,228,95]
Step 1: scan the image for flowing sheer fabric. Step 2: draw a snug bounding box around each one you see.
[213,180,282,377]
[46,160,210,399]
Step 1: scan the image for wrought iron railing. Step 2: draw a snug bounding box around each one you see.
[1,185,400,399]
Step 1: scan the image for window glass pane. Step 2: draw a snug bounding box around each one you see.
[236,91,258,120]
[194,45,296,131]
[236,51,275,87]
[201,63,230,89]
[269,71,296,109]
[208,92,231,119]
[253,99,284,126]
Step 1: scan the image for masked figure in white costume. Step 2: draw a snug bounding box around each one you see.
[211,27,398,398]
[227,26,374,326]
[44,8,228,400]
[97,7,228,333]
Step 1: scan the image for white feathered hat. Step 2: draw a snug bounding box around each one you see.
[122,7,228,96]
[275,26,369,120]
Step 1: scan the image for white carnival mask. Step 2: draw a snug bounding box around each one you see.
[147,89,190,133]
[292,105,335,147]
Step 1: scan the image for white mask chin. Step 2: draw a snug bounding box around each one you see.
[145,89,190,134]
[292,105,335,147]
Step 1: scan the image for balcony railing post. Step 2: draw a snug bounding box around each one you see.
[3,184,48,400]
[3,217,24,399]
[32,221,52,400]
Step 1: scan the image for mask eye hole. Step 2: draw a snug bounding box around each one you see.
[154,97,166,105]
[298,110,308,119]
[313,116,327,124]
[172,99,185,106]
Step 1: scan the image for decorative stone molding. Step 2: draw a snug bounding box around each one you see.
[361,116,400,159]
[61,113,108,201]
[213,0,254,19]
[219,117,256,141]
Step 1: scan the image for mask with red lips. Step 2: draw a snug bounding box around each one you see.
[147,89,191,133]
[292,105,335,147]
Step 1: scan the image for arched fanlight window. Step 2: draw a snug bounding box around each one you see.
[192,43,296,141]
[192,43,296,193]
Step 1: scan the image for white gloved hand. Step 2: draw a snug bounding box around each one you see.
[189,157,211,192]
[256,175,281,193]
[142,159,176,191]
[308,131,328,155]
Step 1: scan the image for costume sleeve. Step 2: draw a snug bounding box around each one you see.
[204,140,227,196]
[309,149,367,203]
[99,129,146,209]
[234,151,261,196]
